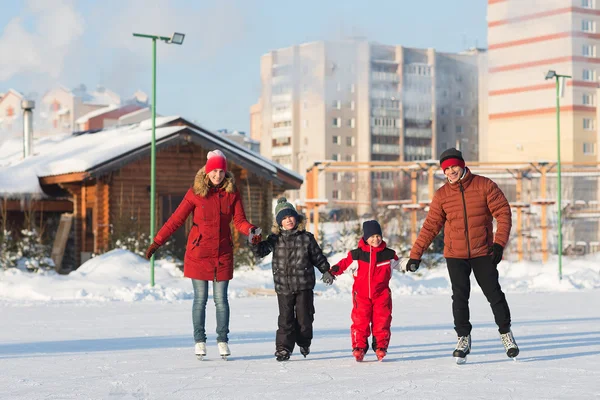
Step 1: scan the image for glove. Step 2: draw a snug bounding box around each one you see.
[406,258,421,272]
[145,241,160,259]
[330,265,340,273]
[248,227,262,245]
[321,270,335,285]
[490,243,504,265]
[391,258,406,272]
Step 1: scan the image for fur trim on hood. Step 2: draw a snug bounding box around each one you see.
[193,166,236,197]
[271,214,306,235]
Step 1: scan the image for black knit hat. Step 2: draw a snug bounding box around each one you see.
[439,148,464,166]
[363,220,382,242]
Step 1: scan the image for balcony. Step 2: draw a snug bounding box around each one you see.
[371,108,401,118]
[371,72,400,83]
[371,126,400,136]
[272,145,293,157]
[372,144,401,155]
[371,89,401,100]
[404,145,432,158]
[404,128,432,139]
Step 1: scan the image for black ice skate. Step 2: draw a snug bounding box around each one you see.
[299,346,310,358]
[453,334,471,364]
[275,348,291,362]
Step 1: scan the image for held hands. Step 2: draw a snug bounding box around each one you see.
[248,227,262,245]
[145,242,160,259]
[490,243,504,265]
[406,258,421,272]
[321,270,335,285]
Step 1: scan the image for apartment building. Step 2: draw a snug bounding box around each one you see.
[484,0,600,162]
[255,39,481,205]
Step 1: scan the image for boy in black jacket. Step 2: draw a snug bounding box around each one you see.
[251,197,334,361]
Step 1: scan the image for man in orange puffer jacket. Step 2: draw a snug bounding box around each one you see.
[407,148,519,363]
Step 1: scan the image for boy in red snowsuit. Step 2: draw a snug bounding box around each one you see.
[330,220,401,361]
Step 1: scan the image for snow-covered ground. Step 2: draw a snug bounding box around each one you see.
[1,246,600,399]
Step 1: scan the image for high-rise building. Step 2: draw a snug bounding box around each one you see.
[484,0,599,162]
[255,39,481,204]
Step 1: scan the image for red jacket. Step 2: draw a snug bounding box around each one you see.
[154,169,254,281]
[331,239,398,298]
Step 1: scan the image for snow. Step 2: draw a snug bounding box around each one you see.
[0,123,186,197]
[75,104,119,124]
[1,238,600,398]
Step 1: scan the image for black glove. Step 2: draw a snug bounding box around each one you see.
[490,243,504,265]
[321,270,335,285]
[330,265,340,273]
[406,258,421,272]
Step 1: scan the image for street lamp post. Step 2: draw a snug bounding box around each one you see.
[544,70,571,281]
[133,32,185,286]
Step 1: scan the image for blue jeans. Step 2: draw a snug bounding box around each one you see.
[191,279,230,343]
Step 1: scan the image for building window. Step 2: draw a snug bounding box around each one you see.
[350,84,356,93]
[584,142,596,155]
[332,100,341,109]
[273,120,292,128]
[332,172,339,182]
[336,82,342,91]
[332,190,339,199]
[457,91,463,100]
[456,125,463,134]
[351,101,355,110]
[455,108,465,117]
[303,101,308,109]
[332,117,341,127]
[345,154,352,161]
[346,136,354,146]
[302,119,309,128]
[583,93,595,105]
[348,118,356,128]
[583,69,596,81]
[584,118,595,130]
[441,107,448,116]
[582,19,596,32]
[582,0,594,8]
[441,124,447,133]
[332,153,339,161]
[333,135,340,144]
[583,44,597,57]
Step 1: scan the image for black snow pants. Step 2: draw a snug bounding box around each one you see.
[275,289,315,352]
[446,256,512,337]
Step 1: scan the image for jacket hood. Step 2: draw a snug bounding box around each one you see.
[358,237,388,252]
[271,214,306,235]
[193,166,236,197]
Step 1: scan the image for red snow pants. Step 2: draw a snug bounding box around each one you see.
[350,288,392,351]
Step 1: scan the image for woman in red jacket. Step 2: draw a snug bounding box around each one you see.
[145,150,259,359]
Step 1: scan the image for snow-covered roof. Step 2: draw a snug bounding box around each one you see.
[75,105,119,124]
[0,116,303,198]
[117,107,151,121]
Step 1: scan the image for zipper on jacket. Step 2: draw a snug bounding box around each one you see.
[459,182,472,259]
[368,245,373,299]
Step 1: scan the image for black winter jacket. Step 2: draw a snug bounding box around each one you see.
[252,217,330,295]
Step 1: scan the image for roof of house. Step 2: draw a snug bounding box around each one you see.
[75,104,119,124]
[0,116,302,198]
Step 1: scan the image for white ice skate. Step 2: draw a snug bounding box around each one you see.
[500,330,519,360]
[195,342,207,361]
[453,335,471,365]
[218,342,230,360]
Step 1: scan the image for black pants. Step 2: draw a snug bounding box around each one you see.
[276,290,315,352]
[446,256,511,337]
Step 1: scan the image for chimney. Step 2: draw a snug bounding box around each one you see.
[22,100,35,158]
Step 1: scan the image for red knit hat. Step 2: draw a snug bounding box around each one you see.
[205,150,227,173]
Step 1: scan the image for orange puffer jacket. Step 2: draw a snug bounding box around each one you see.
[409,168,512,260]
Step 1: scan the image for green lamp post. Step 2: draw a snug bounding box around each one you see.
[133,32,185,286]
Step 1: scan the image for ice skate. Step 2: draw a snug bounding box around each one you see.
[275,348,291,362]
[500,330,519,359]
[375,348,387,361]
[218,342,230,360]
[453,334,471,364]
[194,342,207,360]
[352,348,365,362]
[299,346,310,358]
